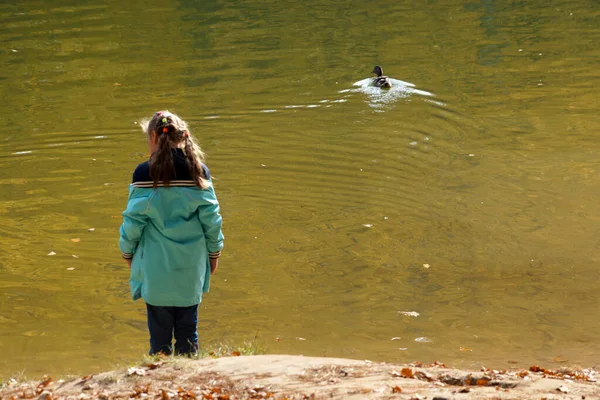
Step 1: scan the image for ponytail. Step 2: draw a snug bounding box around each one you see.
[149,132,175,188]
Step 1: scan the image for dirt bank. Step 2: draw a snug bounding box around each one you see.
[1,355,598,400]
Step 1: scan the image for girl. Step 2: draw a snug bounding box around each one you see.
[119,110,224,356]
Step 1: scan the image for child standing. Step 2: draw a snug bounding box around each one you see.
[119,110,224,356]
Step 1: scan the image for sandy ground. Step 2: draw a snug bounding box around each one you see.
[1,354,598,400]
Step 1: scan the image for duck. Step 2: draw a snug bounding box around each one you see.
[371,65,392,89]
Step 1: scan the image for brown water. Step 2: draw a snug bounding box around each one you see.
[1,0,600,378]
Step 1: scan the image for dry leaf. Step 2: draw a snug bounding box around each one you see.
[66,268,75,271]
[36,377,53,394]
[392,385,402,393]
[231,351,241,356]
[48,251,56,256]
[274,337,282,342]
[296,337,306,341]
[362,224,373,228]
[72,255,79,258]
[70,238,81,243]
[459,347,472,352]
[423,264,430,269]
[401,368,414,379]
[391,337,402,340]
[529,365,544,373]
[88,228,95,232]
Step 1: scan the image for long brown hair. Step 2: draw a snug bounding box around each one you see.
[141,111,209,189]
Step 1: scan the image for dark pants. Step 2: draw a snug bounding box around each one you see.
[146,303,199,356]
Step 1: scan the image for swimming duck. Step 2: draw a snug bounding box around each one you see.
[372,65,392,89]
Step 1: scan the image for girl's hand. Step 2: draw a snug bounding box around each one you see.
[126,258,132,269]
[210,258,218,275]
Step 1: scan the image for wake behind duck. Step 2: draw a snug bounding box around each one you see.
[342,65,434,110]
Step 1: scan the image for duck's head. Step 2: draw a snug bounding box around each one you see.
[372,65,384,77]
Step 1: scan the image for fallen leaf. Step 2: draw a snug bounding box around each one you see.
[160,389,170,400]
[401,368,414,378]
[392,385,402,393]
[36,377,53,394]
[391,337,402,340]
[296,337,306,341]
[459,347,472,352]
[274,337,281,342]
[88,228,95,232]
[72,255,79,258]
[398,348,408,351]
[362,224,373,228]
[66,268,75,271]
[231,351,241,356]
[398,311,420,317]
[423,264,430,269]
[48,251,56,256]
[70,238,81,243]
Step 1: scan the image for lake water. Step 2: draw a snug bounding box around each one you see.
[1,0,599,378]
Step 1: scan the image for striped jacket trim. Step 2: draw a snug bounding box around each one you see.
[132,180,199,188]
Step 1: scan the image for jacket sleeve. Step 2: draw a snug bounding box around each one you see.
[198,182,224,258]
[119,186,151,259]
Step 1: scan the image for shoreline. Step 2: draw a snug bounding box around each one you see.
[1,354,598,399]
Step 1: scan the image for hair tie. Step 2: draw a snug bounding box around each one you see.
[162,127,168,133]
[184,131,189,138]
[161,117,168,124]
[155,111,163,116]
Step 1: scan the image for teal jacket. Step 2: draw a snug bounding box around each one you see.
[119,151,224,307]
